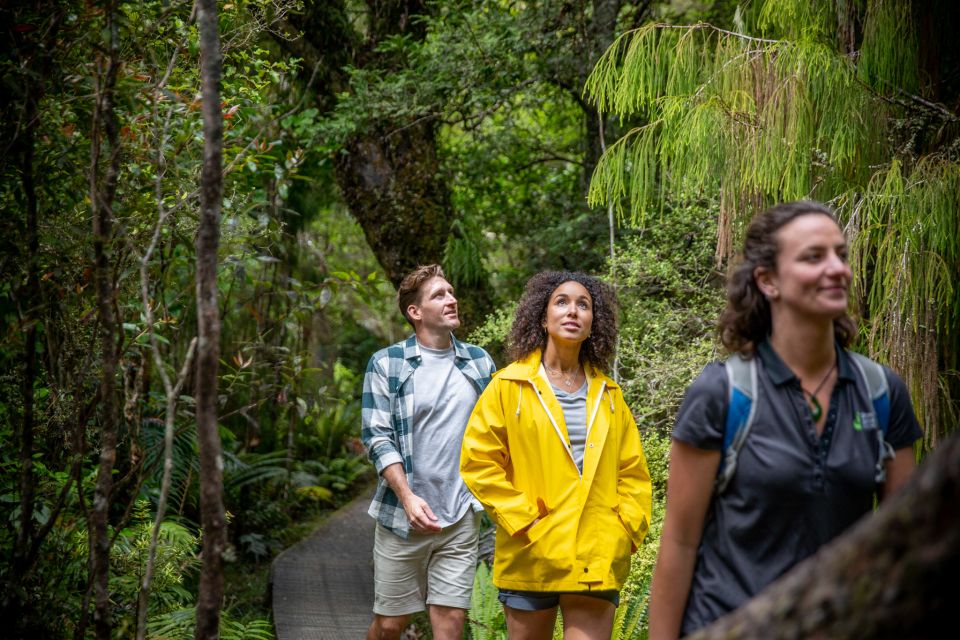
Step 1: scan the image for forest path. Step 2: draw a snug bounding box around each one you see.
[271,482,376,639]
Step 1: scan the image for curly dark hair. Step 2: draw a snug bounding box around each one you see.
[718,200,857,356]
[507,271,619,370]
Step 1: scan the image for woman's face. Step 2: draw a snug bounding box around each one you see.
[757,213,852,321]
[543,280,594,345]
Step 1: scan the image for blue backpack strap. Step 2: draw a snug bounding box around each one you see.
[848,351,893,483]
[715,353,758,493]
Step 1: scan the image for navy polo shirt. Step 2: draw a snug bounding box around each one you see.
[673,341,922,635]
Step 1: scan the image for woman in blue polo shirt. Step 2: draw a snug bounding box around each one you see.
[647,200,923,639]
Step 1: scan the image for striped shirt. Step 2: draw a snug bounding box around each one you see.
[361,333,496,538]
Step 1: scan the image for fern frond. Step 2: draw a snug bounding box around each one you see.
[223,450,291,492]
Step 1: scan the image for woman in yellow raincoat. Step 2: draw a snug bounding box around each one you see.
[461,271,652,639]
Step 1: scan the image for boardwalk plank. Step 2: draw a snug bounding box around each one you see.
[271,486,376,640]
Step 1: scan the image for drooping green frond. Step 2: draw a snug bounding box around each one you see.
[222,450,292,492]
[847,159,960,445]
[757,0,836,42]
[444,217,489,288]
[586,24,662,116]
[585,22,878,243]
[587,123,661,222]
[142,418,200,515]
[586,3,960,441]
[858,0,920,94]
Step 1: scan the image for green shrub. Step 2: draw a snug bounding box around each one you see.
[614,200,724,438]
[613,198,726,636]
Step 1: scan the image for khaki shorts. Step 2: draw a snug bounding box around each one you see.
[372,511,480,616]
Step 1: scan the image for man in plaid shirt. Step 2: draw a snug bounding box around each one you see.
[362,264,496,640]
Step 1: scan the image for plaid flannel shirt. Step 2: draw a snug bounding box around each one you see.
[361,333,496,538]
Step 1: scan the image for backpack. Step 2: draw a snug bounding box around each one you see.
[715,351,894,494]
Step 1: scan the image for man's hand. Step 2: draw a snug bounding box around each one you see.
[403,494,441,533]
[381,462,441,534]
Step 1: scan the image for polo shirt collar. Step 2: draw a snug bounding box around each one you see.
[756,339,856,385]
[835,347,856,381]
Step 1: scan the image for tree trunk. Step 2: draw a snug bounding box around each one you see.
[274,1,492,330]
[687,432,960,640]
[194,0,227,637]
[334,120,454,287]
[89,3,122,637]
[12,84,38,591]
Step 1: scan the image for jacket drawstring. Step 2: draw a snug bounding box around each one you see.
[515,385,523,417]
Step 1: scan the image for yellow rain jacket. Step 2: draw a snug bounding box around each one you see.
[460,350,652,592]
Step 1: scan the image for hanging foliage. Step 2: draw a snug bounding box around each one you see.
[584,0,959,444]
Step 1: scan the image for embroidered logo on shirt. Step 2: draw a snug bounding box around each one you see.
[853,411,877,432]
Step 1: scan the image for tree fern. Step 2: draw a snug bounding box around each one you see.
[141,418,200,516]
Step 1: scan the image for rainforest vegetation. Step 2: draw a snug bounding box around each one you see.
[1,0,958,638]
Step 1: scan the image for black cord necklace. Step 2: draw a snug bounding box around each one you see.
[801,360,836,422]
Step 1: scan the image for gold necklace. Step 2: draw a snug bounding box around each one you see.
[543,361,581,387]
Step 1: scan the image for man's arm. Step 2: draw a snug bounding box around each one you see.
[361,355,403,472]
[882,447,916,500]
[381,462,440,533]
[361,353,441,533]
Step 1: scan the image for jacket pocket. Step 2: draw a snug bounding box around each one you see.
[524,508,551,545]
[612,507,637,553]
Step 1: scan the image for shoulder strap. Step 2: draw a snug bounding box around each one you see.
[715,353,758,493]
[847,351,890,434]
[848,351,894,483]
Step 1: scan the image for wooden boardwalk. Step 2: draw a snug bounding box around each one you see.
[271,485,376,639]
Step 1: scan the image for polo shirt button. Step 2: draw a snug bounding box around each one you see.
[583,567,589,573]
[589,443,594,448]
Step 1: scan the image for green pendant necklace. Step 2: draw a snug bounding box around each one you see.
[802,361,836,422]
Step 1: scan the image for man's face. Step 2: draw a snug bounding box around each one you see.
[408,277,460,333]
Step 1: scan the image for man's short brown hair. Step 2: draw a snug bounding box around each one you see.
[397,264,446,326]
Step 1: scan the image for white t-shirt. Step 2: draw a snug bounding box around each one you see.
[410,343,479,526]
[552,380,588,472]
